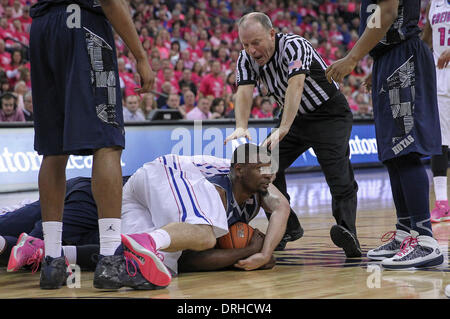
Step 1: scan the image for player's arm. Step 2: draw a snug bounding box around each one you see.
[421,2,432,49]
[177,229,275,272]
[99,0,153,93]
[262,74,305,150]
[326,0,399,83]
[224,84,255,144]
[234,184,290,271]
[438,49,450,69]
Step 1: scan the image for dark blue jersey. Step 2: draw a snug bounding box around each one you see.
[206,174,260,227]
[65,176,130,203]
[30,0,104,17]
[359,0,421,59]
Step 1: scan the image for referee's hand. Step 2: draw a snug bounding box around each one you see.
[224,128,252,145]
[261,126,289,151]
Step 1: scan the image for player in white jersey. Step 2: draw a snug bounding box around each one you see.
[423,0,450,223]
[4,145,289,281]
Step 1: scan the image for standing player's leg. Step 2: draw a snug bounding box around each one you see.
[91,147,123,257]
[38,155,69,259]
[367,158,411,260]
[430,95,450,223]
[430,146,449,223]
[371,38,443,269]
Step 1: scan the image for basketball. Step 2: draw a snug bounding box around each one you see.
[217,222,254,249]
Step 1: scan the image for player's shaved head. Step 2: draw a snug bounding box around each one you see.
[231,143,271,168]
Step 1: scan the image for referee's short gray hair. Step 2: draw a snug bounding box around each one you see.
[238,12,273,31]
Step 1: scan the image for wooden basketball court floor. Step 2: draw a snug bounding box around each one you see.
[0,167,448,299]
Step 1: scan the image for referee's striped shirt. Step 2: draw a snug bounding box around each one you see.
[236,33,340,114]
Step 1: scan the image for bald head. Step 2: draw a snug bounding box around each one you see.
[238,12,273,31]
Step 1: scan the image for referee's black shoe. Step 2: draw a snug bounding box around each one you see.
[275,226,304,251]
[274,211,304,251]
[330,225,362,258]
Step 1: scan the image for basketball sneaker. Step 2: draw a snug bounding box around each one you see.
[40,255,70,289]
[7,233,44,272]
[431,200,450,223]
[93,250,166,290]
[367,229,409,260]
[121,233,172,287]
[381,230,444,270]
[330,224,362,258]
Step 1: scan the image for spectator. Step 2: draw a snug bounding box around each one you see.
[0,92,24,122]
[5,49,26,88]
[157,82,173,108]
[178,68,198,97]
[0,79,10,95]
[18,6,32,33]
[140,92,157,120]
[191,61,203,85]
[13,79,27,110]
[181,89,196,114]
[253,98,274,119]
[198,60,224,99]
[162,92,186,118]
[123,94,145,122]
[0,38,10,69]
[186,96,211,120]
[22,90,33,121]
[157,66,179,93]
[210,97,226,119]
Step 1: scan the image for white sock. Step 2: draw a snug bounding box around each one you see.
[0,236,6,253]
[98,218,121,256]
[42,221,63,258]
[148,229,171,250]
[434,176,448,201]
[62,246,77,265]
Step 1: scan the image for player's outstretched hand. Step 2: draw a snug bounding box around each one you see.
[234,252,271,271]
[135,57,154,94]
[258,255,276,270]
[224,127,252,145]
[437,49,450,69]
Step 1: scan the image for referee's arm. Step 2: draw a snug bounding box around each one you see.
[262,74,305,150]
[224,84,255,144]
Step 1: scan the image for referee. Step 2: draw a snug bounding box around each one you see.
[225,12,361,257]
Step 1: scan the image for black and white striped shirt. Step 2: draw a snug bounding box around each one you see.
[236,33,340,114]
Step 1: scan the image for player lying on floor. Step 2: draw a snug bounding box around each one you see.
[0,144,286,285]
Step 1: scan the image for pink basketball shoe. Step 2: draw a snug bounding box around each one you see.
[121,233,172,287]
[7,233,44,273]
[431,200,450,223]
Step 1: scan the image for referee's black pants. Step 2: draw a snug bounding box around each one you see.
[272,92,359,237]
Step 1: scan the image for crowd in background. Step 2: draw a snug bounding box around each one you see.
[0,0,431,123]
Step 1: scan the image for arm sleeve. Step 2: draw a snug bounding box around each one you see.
[284,37,313,79]
[236,50,257,86]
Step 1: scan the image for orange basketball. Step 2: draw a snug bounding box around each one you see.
[217,222,254,249]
